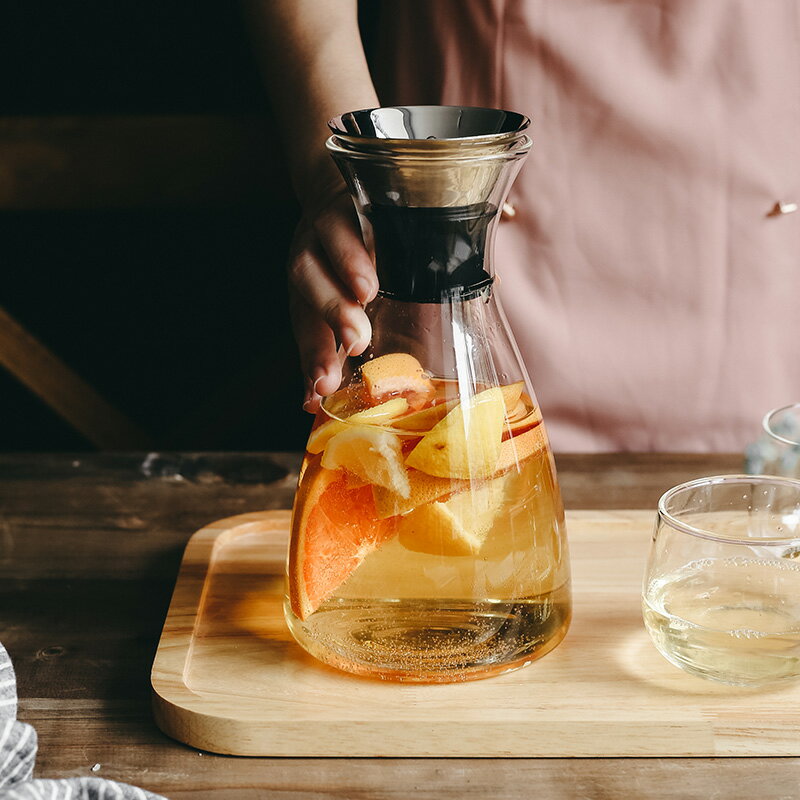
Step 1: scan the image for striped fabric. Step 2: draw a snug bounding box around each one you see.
[0,644,166,800]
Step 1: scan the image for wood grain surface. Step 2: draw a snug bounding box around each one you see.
[152,507,800,758]
[10,452,797,799]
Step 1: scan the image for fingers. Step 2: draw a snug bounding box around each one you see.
[312,195,378,306]
[287,185,381,412]
[288,228,374,411]
[289,236,372,356]
[290,290,341,412]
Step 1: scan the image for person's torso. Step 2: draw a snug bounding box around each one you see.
[373,0,800,452]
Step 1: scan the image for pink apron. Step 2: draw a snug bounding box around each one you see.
[374,0,800,452]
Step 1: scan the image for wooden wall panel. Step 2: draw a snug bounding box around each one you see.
[0,115,288,210]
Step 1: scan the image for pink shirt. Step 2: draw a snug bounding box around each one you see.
[375,0,800,452]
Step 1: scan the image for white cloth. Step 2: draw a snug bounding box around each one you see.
[0,644,166,800]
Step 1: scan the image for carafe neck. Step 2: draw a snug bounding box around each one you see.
[366,202,497,303]
[326,106,531,304]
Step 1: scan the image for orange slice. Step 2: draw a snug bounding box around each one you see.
[321,425,410,497]
[307,397,408,455]
[289,471,398,620]
[361,353,434,410]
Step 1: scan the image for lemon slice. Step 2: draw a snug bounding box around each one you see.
[307,397,408,454]
[321,425,411,497]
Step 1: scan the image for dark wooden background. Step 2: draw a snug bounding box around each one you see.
[0,1,335,452]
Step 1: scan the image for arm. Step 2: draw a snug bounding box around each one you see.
[244,0,380,409]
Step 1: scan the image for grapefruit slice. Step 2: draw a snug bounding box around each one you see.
[496,423,547,472]
[361,353,434,410]
[321,425,410,497]
[289,471,398,620]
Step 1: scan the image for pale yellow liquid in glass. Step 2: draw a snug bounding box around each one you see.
[643,557,800,685]
[285,384,571,682]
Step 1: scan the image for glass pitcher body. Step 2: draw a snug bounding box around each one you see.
[284,107,571,682]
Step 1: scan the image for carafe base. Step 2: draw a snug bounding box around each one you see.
[285,593,571,683]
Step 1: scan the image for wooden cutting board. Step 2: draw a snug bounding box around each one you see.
[151,509,800,757]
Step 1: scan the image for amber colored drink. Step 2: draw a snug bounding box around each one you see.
[284,358,571,682]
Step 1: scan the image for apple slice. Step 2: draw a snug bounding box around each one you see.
[405,387,505,479]
[392,398,458,432]
[307,397,408,455]
[375,424,547,519]
[505,407,544,438]
[506,399,527,422]
[500,381,525,414]
[397,479,507,556]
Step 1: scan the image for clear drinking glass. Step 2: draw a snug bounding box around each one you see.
[284,107,571,682]
[745,404,800,478]
[642,475,800,686]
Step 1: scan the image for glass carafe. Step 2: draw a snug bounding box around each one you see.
[285,106,571,682]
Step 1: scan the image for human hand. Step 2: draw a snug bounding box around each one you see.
[288,166,378,412]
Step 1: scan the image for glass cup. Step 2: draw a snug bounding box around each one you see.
[642,475,800,686]
[745,403,800,478]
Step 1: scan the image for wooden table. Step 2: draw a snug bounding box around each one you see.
[5,451,799,799]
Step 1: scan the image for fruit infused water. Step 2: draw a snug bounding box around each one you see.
[285,353,571,682]
[286,105,572,681]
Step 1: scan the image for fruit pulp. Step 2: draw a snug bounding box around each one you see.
[285,366,571,682]
[643,557,800,686]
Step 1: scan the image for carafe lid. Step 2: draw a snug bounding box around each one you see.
[329,106,529,143]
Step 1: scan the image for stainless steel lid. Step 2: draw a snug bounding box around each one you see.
[326,106,531,210]
[329,105,530,142]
